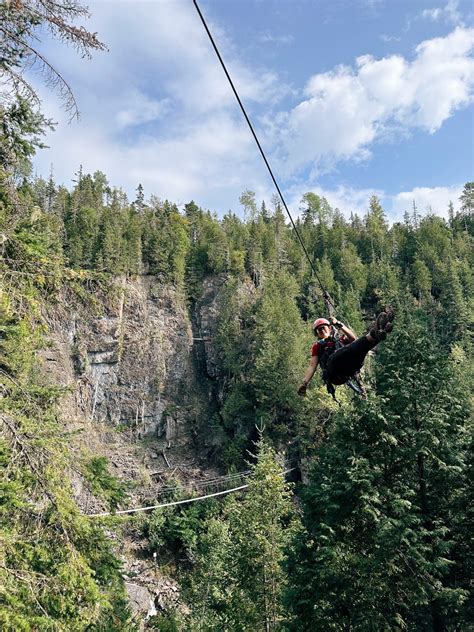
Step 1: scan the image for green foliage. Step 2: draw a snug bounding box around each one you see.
[0,97,54,173]
[144,499,220,559]
[214,271,310,468]
[185,204,230,292]
[83,456,128,511]
[142,199,190,284]
[335,241,367,295]
[181,440,299,631]
[252,271,308,440]
[147,611,183,631]
[0,239,132,630]
[239,189,258,221]
[459,181,474,214]
[362,195,389,263]
[286,311,472,630]
[66,205,100,267]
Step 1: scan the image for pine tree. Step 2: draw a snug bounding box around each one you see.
[412,258,432,303]
[227,440,297,630]
[335,242,367,295]
[94,192,126,273]
[252,271,308,443]
[46,167,56,212]
[185,440,297,631]
[124,207,142,274]
[261,199,270,223]
[133,183,146,214]
[363,195,389,263]
[459,182,474,214]
[286,312,471,630]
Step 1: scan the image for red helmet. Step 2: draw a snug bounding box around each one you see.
[313,318,330,331]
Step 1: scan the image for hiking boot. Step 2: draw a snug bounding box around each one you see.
[370,309,395,342]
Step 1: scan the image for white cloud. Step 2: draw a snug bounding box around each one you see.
[323,185,384,216]
[90,1,287,112]
[380,34,401,43]
[422,0,464,26]
[258,32,294,45]
[283,181,383,220]
[390,185,462,221]
[283,181,463,224]
[115,92,171,129]
[278,26,474,175]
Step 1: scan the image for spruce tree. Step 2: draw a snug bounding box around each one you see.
[252,271,308,443]
[286,311,471,631]
[184,440,297,631]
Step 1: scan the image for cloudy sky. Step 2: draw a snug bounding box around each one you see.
[31,0,474,221]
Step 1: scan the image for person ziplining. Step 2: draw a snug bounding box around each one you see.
[193,0,396,399]
[298,309,395,399]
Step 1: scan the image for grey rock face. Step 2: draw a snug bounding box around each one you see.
[43,277,203,443]
[192,274,227,379]
[125,582,157,623]
[39,274,235,620]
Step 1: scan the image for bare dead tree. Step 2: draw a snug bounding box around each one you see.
[0,0,107,119]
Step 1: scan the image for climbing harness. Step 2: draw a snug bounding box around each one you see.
[316,335,343,402]
[316,333,367,401]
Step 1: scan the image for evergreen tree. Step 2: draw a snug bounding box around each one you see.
[412,257,432,303]
[227,440,297,630]
[260,199,270,223]
[335,241,367,296]
[94,194,126,273]
[0,97,54,175]
[133,183,146,214]
[247,218,267,285]
[92,171,109,207]
[67,205,100,268]
[362,195,389,263]
[124,207,142,274]
[459,182,474,214]
[286,312,471,630]
[185,440,297,631]
[252,271,308,443]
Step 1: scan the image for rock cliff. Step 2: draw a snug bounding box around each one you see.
[37,274,229,625]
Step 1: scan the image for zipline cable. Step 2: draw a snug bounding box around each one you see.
[192,0,335,314]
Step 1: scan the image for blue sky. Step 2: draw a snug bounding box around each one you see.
[30,0,474,221]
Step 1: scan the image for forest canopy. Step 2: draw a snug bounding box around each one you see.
[1,157,472,628]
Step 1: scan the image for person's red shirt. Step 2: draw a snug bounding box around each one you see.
[311,335,350,357]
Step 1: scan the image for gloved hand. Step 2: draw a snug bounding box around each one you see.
[297,382,307,396]
[330,316,343,329]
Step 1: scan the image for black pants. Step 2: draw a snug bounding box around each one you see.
[326,336,376,385]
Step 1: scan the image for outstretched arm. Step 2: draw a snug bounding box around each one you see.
[298,355,318,395]
[331,317,356,342]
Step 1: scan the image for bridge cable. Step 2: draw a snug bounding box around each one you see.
[86,468,295,518]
